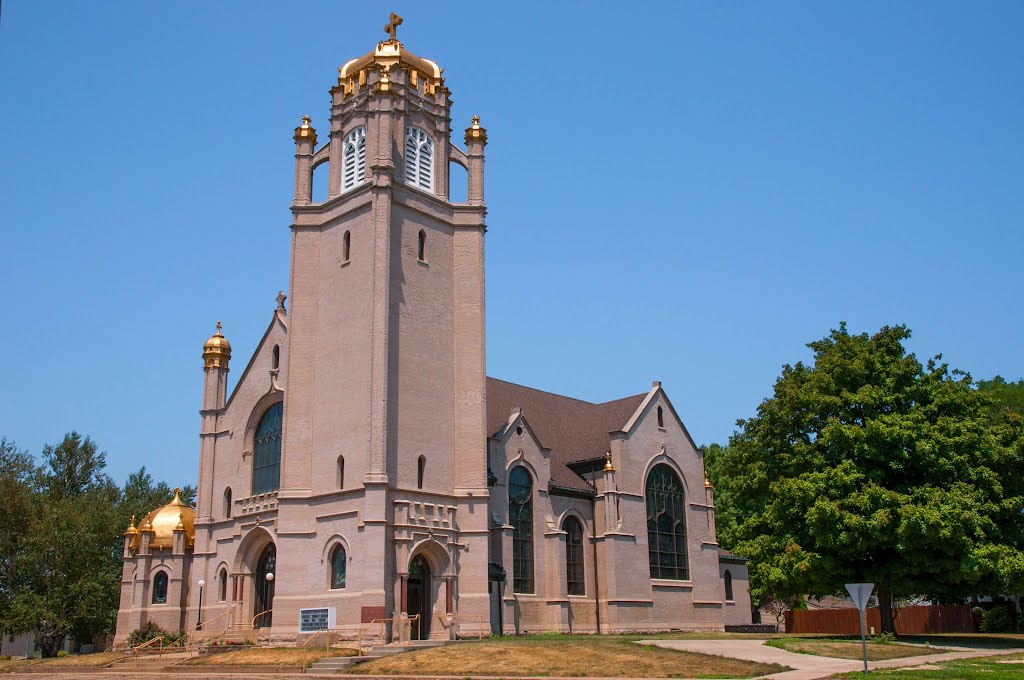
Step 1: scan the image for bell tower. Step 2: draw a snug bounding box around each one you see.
[276,16,490,634]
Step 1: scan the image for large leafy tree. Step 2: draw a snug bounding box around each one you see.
[0,439,35,624]
[723,324,1024,633]
[6,433,123,656]
[978,376,1024,422]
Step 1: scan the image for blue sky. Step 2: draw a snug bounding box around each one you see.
[1,1,1021,486]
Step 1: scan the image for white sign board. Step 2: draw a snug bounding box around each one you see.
[299,607,336,632]
[845,583,874,612]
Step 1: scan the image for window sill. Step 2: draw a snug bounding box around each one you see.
[417,259,429,267]
[339,260,351,269]
[651,579,693,589]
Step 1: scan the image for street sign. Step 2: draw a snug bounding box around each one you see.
[845,583,874,675]
[846,583,874,612]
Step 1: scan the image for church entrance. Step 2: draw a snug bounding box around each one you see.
[407,555,431,639]
[254,544,276,628]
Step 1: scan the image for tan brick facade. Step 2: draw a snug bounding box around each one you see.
[114,27,750,646]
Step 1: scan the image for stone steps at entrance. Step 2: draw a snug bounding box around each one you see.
[309,640,449,673]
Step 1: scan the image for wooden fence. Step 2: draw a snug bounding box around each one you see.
[785,605,976,635]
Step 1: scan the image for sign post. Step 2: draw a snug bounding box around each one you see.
[845,583,874,675]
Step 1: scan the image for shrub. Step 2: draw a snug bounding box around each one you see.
[980,606,1016,633]
[127,622,186,647]
[874,632,896,644]
[56,650,68,657]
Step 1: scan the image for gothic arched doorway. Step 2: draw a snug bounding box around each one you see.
[408,554,431,639]
[254,544,276,628]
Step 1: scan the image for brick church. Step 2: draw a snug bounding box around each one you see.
[114,16,751,643]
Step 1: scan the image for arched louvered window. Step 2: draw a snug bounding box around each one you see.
[646,464,689,580]
[330,544,347,589]
[417,455,426,489]
[342,126,366,191]
[152,571,168,604]
[405,126,433,191]
[508,466,534,593]
[724,569,734,601]
[223,487,232,518]
[563,516,585,596]
[218,568,228,602]
[252,402,283,495]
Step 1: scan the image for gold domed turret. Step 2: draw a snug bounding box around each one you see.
[335,14,445,99]
[136,487,196,550]
[203,321,231,369]
[294,115,317,145]
[465,115,487,146]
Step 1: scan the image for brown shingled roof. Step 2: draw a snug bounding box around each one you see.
[486,377,647,493]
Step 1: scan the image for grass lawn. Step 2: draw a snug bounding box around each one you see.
[0,657,32,673]
[832,652,1024,678]
[0,651,121,672]
[347,637,789,678]
[766,638,945,661]
[181,646,357,669]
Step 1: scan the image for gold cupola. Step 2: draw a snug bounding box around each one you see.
[465,115,487,146]
[203,321,231,369]
[334,13,446,99]
[136,488,196,550]
[293,115,317,145]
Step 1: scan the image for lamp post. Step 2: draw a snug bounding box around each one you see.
[197,579,206,631]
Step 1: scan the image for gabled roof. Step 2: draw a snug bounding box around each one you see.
[486,377,646,493]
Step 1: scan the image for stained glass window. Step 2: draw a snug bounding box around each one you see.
[646,464,689,580]
[724,569,734,601]
[508,466,534,593]
[252,402,283,495]
[563,516,585,596]
[152,571,168,604]
[331,545,347,589]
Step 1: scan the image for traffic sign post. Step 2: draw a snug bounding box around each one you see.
[846,583,874,675]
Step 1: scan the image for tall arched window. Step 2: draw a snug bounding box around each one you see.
[337,456,345,489]
[272,345,280,370]
[342,126,366,191]
[218,568,228,602]
[152,571,168,604]
[646,464,689,580]
[330,544,347,589]
[252,402,283,495]
[724,569,734,601]
[405,127,433,191]
[508,466,534,593]
[223,487,232,518]
[417,230,427,261]
[417,455,426,489]
[657,405,664,428]
[563,516,585,596]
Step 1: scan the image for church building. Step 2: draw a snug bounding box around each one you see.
[114,18,752,643]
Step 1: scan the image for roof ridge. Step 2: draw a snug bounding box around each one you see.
[486,376,595,406]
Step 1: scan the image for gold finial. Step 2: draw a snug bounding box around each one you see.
[604,451,616,472]
[705,476,713,488]
[301,115,311,127]
[294,116,317,144]
[124,514,139,536]
[384,12,403,41]
[465,115,487,146]
[215,321,222,335]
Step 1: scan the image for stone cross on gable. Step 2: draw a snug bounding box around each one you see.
[276,291,287,310]
[384,12,403,41]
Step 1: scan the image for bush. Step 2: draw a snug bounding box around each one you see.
[127,622,187,647]
[980,606,1016,633]
[874,632,896,644]
[56,650,68,657]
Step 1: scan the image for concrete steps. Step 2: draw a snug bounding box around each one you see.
[308,640,449,674]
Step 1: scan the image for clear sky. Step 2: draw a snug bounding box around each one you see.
[1,1,1021,487]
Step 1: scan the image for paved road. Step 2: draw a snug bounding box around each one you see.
[639,638,1024,679]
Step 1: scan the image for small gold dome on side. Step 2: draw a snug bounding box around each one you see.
[137,488,196,550]
[203,321,231,369]
[465,115,487,146]
[293,115,317,145]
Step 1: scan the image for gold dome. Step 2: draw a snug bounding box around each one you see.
[335,17,444,98]
[203,321,231,369]
[136,488,196,550]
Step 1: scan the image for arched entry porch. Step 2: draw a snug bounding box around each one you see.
[231,527,277,630]
[401,539,451,640]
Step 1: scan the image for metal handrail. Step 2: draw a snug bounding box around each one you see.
[193,607,235,635]
[357,615,420,654]
[251,608,273,630]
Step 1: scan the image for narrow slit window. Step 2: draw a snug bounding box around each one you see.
[417,455,426,489]
[338,455,345,489]
[272,345,280,370]
[342,126,366,191]
[218,568,228,602]
[417,230,426,261]
[343,231,351,262]
[657,405,664,428]
[724,569,734,601]
[224,487,232,518]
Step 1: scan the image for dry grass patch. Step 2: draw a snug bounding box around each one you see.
[182,646,357,669]
[35,651,123,667]
[767,638,943,661]
[348,638,788,678]
[0,657,33,673]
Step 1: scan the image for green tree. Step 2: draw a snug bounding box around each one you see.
[0,439,36,627]
[118,466,195,535]
[977,376,1024,422]
[6,433,122,656]
[723,324,1024,634]
[703,443,746,551]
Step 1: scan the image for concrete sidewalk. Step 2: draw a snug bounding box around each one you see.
[638,638,1024,679]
